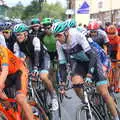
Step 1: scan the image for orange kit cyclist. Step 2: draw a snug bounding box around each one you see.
[0,45,34,120]
[107,25,120,93]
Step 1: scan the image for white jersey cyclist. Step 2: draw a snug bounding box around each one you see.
[57,28,91,63]
[53,24,107,86]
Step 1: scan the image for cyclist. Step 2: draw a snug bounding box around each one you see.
[65,19,110,74]
[2,22,16,52]
[29,18,45,42]
[76,25,110,75]
[41,18,57,61]
[87,21,109,53]
[0,45,34,120]
[107,25,120,93]
[52,21,119,120]
[13,23,59,111]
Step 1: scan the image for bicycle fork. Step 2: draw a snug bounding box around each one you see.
[84,90,93,119]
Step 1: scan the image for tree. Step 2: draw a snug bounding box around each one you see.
[7,1,24,19]
[22,1,44,19]
[7,1,66,21]
[22,2,65,20]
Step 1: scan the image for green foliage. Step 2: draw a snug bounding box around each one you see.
[7,1,24,19]
[7,1,66,21]
[38,2,66,20]
[22,1,43,19]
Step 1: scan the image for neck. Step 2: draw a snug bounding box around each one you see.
[66,33,71,44]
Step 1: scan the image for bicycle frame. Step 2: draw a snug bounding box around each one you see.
[28,73,51,120]
[0,98,22,120]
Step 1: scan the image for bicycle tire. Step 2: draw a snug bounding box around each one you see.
[76,104,101,120]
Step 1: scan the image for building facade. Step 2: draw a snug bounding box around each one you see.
[73,0,120,25]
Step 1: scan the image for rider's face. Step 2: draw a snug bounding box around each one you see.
[33,26,40,31]
[16,32,26,43]
[3,30,11,39]
[55,32,66,44]
[107,33,116,39]
[90,30,97,36]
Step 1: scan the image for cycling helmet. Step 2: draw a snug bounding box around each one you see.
[51,21,68,34]
[31,18,40,25]
[65,19,76,28]
[3,22,12,30]
[107,25,117,34]
[52,19,62,24]
[41,18,52,25]
[87,21,100,30]
[13,23,28,33]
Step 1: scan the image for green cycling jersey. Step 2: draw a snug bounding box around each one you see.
[43,34,56,52]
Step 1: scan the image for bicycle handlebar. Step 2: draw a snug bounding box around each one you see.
[3,98,16,103]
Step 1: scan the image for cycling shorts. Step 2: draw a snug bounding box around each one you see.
[5,63,28,95]
[71,59,107,85]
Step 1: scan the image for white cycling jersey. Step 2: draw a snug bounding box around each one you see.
[56,28,91,64]
[0,33,7,47]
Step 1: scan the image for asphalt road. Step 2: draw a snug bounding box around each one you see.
[57,89,120,120]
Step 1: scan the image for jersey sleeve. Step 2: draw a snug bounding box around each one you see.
[0,34,7,47]
[56,41,67,64]
[0,46,8,66]
[77,32,91,52]
[99,29,109,44]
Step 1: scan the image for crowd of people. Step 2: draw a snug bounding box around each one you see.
[0,17,119,120]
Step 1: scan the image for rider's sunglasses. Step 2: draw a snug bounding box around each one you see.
[3,30,11,34]
[107,33,116,35]
[16,32,24,37]
[90,30,97,33]
[46,27,51,30]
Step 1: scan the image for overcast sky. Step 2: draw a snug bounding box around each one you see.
[5,0,67,7]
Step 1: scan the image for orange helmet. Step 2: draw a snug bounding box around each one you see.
[87,21,100,30]
[107,25,117,34]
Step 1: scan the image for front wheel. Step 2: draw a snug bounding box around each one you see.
[76,104,101,120]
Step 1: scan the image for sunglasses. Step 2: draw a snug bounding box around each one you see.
[107,33,116,35]
[3,30,11,34]
[16,32,25,37]
[45,27,51,30]
[90,30,97,33]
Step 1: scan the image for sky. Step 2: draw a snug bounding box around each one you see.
[4,0,67,7]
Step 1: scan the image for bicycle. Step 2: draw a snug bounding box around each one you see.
[74,82,120,120]
[56,62,72,103]
[28,72,54,120]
